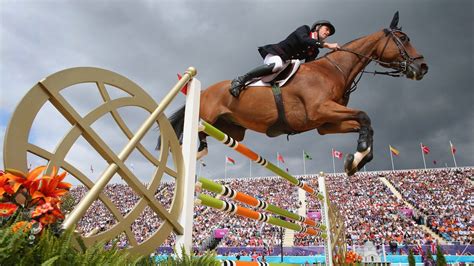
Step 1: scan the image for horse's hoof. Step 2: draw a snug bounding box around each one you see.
[196,148,208,160]
[344,153,357,176]
[357,141,369,152]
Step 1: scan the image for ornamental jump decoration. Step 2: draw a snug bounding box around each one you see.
[3,67,197,255]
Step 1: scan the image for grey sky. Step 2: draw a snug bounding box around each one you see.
[1,0,473,184]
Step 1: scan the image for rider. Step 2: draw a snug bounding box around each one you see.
[230,20,340,97]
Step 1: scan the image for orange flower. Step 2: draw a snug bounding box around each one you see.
[0,175,13,197]
[31,167,71,204]
[3,167,45,197]
[39,214,57,225]
[0,202,18,217]
[11,221,33,233]
[50,208,65,219]
[31,202,54,217]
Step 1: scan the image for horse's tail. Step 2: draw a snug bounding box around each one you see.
[156,105,186,150]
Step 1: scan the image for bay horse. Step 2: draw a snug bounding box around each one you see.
[161,12,428,175]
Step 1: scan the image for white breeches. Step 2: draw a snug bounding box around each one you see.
[264,54,285,72]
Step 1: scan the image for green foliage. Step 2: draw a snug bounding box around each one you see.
[436,245,447,266]
[60,192,76,215]
[426,247,434,260]
[0,225,153,266]
[408,248,416,266]
[155,246,220,266]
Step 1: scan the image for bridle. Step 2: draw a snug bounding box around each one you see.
[375,27,424,76]
[323,28,424,99]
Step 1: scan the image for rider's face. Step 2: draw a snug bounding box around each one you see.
[318,26,331,40]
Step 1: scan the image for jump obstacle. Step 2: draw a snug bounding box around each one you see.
[194,120,345,265]
[3,66,346,265]
[196,177,326,230]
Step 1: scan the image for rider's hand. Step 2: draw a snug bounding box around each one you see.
[325,42,340,50]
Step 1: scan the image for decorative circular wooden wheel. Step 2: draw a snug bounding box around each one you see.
[3,67,185,255]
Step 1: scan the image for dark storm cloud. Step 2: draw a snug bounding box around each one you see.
[1,0,472,180]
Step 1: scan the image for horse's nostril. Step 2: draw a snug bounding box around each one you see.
[421,63,428,74]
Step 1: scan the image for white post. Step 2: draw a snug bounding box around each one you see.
[175,78,201,254]
[318,173,333,266]
[382,241,387,262]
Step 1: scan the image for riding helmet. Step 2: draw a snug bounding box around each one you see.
[311,20,336,36]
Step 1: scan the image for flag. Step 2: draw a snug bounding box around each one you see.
[450,141,456,154]
[304,151,313,160]
[177,73,189,95]
[421,144,430,154]
[277,152,285,163]
[389,145,400,156]
[226,156,235,165]
[332,149,343,159]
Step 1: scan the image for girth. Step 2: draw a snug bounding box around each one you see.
[266,84,298,137]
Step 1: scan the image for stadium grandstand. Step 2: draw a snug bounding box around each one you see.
[70,167,473,260]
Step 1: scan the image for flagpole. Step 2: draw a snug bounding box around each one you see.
[450,141,458,168]
[389,145,395,171]
[249,159,252,177]
[277,152,280,169]
[420,143,427,169]
[224,156,227,179]
[303,150,307,175]
[332,148,336,174]
[199,160,202,177]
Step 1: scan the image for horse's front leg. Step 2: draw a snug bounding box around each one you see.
[314,101,374,175]
[345,112,374,175]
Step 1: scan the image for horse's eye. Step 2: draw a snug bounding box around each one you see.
[400,35,408,42]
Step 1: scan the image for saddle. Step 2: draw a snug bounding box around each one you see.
[248,60,301,137]
[247,60,301,88]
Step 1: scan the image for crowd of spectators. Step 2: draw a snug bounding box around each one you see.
[300,172,429,247]
[69,167,473,250]
[386,168,473,244]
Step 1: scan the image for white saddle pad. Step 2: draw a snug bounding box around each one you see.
[248,60,301,87]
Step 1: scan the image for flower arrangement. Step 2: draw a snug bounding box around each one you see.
[334,250,363,265]
[0,166,72,234]
[0,166,154,265]
[345,250,363,264]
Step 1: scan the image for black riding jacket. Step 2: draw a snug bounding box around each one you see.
[258,25,324,62]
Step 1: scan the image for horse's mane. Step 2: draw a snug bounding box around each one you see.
[316,32,381,61]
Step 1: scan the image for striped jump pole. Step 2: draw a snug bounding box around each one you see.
[197,194,327,239]
[197,177,325,230]
[199,121,323,198]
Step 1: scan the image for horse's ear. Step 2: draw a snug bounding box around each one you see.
[389,11,399,29]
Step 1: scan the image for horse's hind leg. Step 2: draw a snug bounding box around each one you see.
[196,117,247,160]
[197,132,208,160]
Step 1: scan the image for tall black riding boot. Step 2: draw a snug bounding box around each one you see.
[229,63,275,97]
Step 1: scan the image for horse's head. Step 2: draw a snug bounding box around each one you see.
[375,12,428,80]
